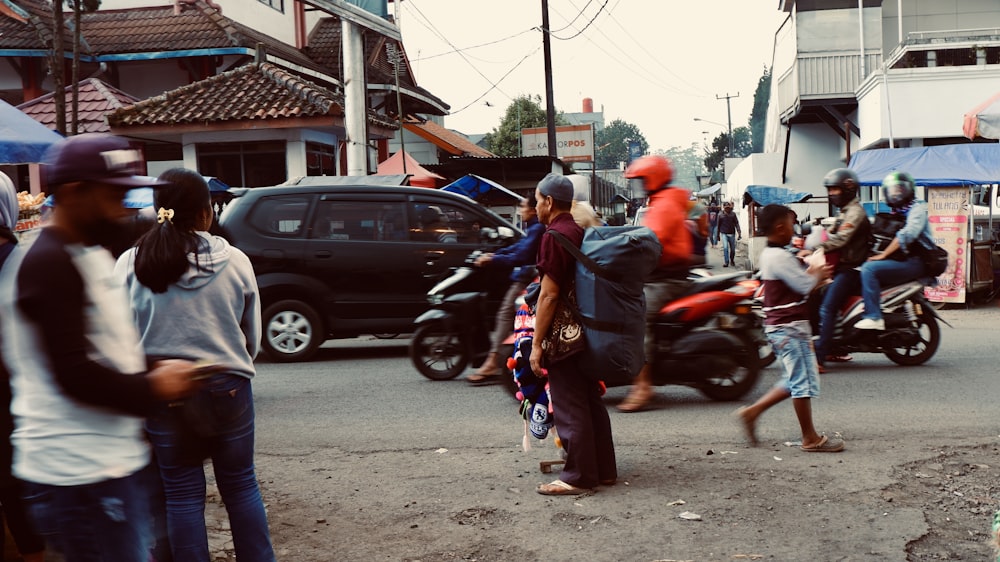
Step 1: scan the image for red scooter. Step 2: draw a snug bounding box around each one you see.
[602,271,765,401]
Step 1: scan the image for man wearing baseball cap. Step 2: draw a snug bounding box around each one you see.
[0,133,201,560]
[530,173,617,496]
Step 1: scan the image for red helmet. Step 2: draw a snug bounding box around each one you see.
[625,155,674,193]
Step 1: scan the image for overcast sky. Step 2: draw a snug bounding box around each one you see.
[397,0,788,153]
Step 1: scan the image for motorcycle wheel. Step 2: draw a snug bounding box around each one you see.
[698,334,762,401]
[410,322,469,380]
[883,307,941,366]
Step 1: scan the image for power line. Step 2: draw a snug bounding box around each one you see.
[549,0,609,40]
[548,0,595,34]
[411,28,536,62]
[449,47,542,115]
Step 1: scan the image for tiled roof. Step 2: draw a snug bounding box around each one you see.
[17,78,140,133]
[107,62,398,131]
[404,119,495,158]
[0,0,57,50]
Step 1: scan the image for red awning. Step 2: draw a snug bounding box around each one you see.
[376,150,445,188]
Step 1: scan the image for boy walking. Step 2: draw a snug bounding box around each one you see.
[735,204,844,452]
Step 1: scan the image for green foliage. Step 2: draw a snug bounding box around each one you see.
[654,144,704,190]
[595,119,648,170]
[702,126,752,173]
[749,66,771,153]
[483,95,567,157]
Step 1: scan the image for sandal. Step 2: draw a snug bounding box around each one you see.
[537,479,590,496]
[466,371,501,385]
[825,354,853,363]
[616,392,654,413]
[800,435,845,453]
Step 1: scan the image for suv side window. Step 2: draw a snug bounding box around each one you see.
[250,195,312,237]
[311,200,408,241]
[409,201,483,244]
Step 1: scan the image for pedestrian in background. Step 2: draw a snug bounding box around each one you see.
[115,168,275,562]
[0,172,44,562]
[529,174,616,495]
[735,204,844,452]
[707,198,721,248]
[467,196,545,384]
[718,202,742,267]
[0,133,200,562]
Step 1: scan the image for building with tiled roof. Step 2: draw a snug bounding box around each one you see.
[401,118,496,158]
[107,62,398,186]
[17,78,139,133]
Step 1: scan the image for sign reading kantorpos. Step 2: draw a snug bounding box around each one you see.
[521,124,594,162]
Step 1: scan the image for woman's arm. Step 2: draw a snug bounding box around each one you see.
[894,202,929,252]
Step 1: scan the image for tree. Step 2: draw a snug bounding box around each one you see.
[595,119,648,170]
[749,66,771,153]
[702,126,752,174]
[50,0,101,136]
[483,95,567,157]
[655,144,703,190]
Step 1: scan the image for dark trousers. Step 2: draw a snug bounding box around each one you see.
[816,269,861,364]
[547,354,616,488]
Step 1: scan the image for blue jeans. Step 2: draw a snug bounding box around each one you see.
[709,223,719,246]
[146,375,275,562]
[815,269,861,364]
[859,256,925,321]
[722,233,737,265]
[21,463,159,562]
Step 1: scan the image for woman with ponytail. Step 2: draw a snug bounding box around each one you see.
[114,168,275,561]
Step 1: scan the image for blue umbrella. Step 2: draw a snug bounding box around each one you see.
[441,174,521,200]
[0,100,62,164]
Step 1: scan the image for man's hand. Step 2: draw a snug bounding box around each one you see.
[474,253,494,267]
[868,252,887,262]
[797,249,814,258]
[147,359,200,401]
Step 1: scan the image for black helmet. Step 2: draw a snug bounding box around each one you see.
[823,168,859,208]
[881,171,916,209]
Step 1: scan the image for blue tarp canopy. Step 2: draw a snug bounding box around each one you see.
[742,185,813,207]
[441,174,521,200]
[0,99,62,164]
[696,183,722,197]
[848,144,1000,186]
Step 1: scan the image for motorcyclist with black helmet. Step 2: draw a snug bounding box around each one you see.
[798,168,872,372]
[617,155,693,412]
[854,171,934,331]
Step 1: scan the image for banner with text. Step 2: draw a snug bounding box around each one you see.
[521,124,594,162]
[923,186,971,304]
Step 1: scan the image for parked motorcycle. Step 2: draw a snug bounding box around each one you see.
[607,271,766,401]
[409,249,514,381]
[819,280,946,365]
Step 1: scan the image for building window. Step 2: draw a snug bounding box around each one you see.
[306,142,337,176]
[257,0,284,12]
[197,141,287,188]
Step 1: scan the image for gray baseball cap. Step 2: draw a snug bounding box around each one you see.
[537,173,574,203]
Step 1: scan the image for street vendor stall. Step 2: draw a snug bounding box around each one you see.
[741,185,817,271]
[849,143,1000,305]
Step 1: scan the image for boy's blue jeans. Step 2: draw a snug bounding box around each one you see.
[21,462,159,562]
[146,375,275,562]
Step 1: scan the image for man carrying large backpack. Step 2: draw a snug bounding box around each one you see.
[617,155,693,413]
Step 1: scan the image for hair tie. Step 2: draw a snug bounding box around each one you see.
[157,207,175,224]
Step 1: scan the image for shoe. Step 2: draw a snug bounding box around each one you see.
[854,318,885,331]
[800,435,845,453]
[537,479,591,496]
[825,354,853,363]
[616,392,654,413]
[722,263,729,268]
[817,364,827,374]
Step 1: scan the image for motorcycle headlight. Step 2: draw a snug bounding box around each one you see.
[428,294,444,306]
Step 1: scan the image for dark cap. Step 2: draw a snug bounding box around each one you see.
[43,133,166,191]
[537,173,574,203]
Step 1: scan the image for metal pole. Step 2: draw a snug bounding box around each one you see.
[541,0,559,172]
[343,19,368,176]
[858,0,866,79]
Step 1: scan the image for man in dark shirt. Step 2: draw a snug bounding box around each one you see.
[718,202,742,267]
[529,174,616,495]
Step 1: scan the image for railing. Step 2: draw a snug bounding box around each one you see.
[774,51,882,121]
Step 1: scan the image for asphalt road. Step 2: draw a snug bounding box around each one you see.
[244,302,1000,560]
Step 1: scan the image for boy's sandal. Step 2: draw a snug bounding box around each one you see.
[800,435,845,453]
[537,479,590,496]
[616,393,654,413]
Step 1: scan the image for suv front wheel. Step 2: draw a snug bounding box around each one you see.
[262,300,323,362]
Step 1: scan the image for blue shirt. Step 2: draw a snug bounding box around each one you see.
[894,200,934,255]
[490,217,545,282]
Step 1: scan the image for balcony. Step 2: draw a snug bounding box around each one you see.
[775,50,882,123]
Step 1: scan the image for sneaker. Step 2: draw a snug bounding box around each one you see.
[854,318,885,331]
[723,263,729,267]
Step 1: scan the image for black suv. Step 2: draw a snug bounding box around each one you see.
[218,181,521,362]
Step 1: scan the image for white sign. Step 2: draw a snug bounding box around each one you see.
[521,124,594,162]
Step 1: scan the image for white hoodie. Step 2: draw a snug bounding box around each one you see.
[115,232,260,378]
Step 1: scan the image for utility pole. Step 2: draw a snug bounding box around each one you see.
[541,0,559,173]
[717,92,739,157]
